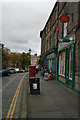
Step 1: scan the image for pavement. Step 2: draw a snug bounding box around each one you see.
[26,75,79,119]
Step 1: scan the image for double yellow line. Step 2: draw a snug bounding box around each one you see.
[6,73,27,120]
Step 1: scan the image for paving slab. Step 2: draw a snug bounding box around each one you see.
[27,76,79,119]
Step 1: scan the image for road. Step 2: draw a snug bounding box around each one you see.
[2,72,28,119]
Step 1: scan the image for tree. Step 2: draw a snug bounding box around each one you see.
[2,44,31,69]
[38,57,44,67]
[21,52,30,69]
[2,44,11,69]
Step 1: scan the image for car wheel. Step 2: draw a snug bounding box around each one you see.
[8,73,11,76]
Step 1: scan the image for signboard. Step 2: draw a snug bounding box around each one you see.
[33,84,37,89]
[59,39,70,42]
[58,35,74,51]
[46,53,55,59]
[60,15,70,23]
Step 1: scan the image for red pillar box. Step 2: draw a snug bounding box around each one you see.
[29,65,36,78]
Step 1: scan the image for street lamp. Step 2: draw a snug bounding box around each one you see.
[28,49,31,65]
[28,49,31,55]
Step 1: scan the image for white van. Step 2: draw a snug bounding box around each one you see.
[15,68,20,73]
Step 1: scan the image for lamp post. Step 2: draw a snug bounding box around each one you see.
[28,49,31,65]
[0,41,2,70]
[28,49,31,55]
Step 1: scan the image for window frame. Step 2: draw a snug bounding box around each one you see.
[63,23,68,37]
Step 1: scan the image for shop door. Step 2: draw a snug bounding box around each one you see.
[46,60,49,69]
[66,49,73,89]
[52,58,56,77]
[66,50,69,83]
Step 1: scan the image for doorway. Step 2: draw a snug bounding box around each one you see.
[66,49,69,83]
[66,48,73,89]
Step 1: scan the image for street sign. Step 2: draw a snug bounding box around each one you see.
[60,15,70,23]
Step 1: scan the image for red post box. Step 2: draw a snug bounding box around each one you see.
[29,65,36,78]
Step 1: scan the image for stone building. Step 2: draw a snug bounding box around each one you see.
[58,2,80,93]
[31,54,39,66]
[40,2,59,79]
[40,2,80,93]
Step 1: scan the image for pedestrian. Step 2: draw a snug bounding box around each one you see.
[38,65,40,76]
[44,65,49,80]
[36,65,39,74]
[44,65,49,73]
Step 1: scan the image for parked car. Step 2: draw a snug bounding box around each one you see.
[20,69,25,73]
[8,68,16,74]
[15,68,20,73]
[0,69,11,76]
[25,68,28,72]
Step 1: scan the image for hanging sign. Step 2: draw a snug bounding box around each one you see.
[60,15,70,23]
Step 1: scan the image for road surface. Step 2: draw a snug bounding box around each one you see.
[2,72,28,119]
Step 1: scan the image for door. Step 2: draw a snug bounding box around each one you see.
[66,49,69,83]
[46,59,49,69]
[52,58,56,77]
[66,48,73,89]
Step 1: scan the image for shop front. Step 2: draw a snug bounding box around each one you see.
[46,52,56,77]
[58,35,75,90]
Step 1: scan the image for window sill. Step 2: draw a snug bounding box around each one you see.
[59,74,65,78]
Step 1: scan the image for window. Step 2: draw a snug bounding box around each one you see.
[54,31,56,47]
[49,36,51,49]
[46,40,48,51]
[59,51,65,76]
[69,47,73,80]
[55,10,57,20]
[63,23,67,37]
[51,33,53,48]
[47,23,50,32]
[46,27,47,35]
[49,59,52,70]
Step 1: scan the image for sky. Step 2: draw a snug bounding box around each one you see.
[0,0,57,55]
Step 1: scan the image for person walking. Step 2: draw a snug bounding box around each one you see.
[36,65,39,74]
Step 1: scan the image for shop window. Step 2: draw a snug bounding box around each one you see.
[59,51,65,76]
[69,47,73,80]
[49,59,52,70]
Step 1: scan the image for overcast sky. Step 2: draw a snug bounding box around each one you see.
[0,0,57,55]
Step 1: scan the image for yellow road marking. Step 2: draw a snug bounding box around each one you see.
[6,84,20,119]
[6,73,27,120]
[10,82,21,120]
